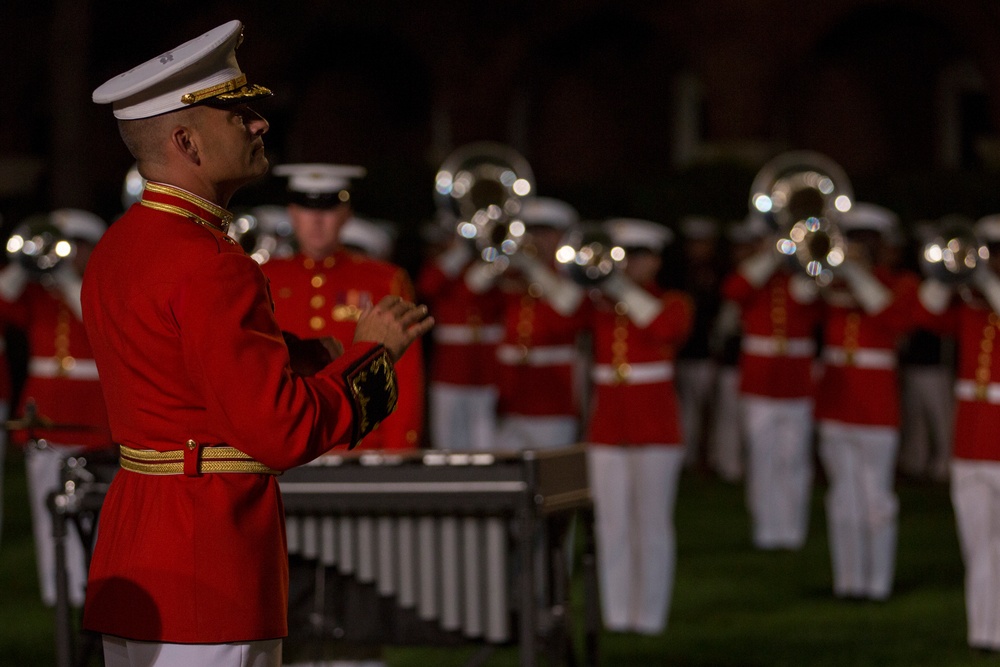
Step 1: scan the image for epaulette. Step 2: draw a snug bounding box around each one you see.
[343,346,398,447]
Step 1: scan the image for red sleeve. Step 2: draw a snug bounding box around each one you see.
[646,290,695,346]
[720,271,755,305]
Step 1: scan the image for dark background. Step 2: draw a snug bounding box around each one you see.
[4,0,1000,269]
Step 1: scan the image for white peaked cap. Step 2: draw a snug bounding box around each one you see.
[975,215,1000,243]
[93,20,271,120]
[604,218,673,253]
[519,197,579,229]
[50,208,106,243]
[274,163,367,195]
[838,202,898,234]
[340,217,393,259]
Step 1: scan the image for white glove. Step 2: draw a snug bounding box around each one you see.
[788,274,820,304]
[435,241,473,279]
[738,248,782,288]
[835,260,892,314]
[511,253,584,316]
[971,263,1000,317]
[464,259,504,294]
[0,262,28,302]
[917,278,952,315]
[601,272,663,328]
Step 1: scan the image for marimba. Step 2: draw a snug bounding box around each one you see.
[279,445,597,667]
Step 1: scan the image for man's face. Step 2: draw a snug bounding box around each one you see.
[193,103,270,190]
[289,203,351,259]
[623,248,661,285]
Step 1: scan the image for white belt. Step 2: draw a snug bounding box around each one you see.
[28,356,100,380]
[955,379,1000,404]
[822,346,896,370]
[433,323,505,345]
[741,335,815,359]
[497,343,577,367]
[592,361,674,385]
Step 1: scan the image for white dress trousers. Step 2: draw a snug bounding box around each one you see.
[675,358,718,468]
[817,420,899,600]
[495,415,578,451]
[587,444,684,634]
[102,636,281,667]
[951,459,1000,650]
[709,366,743,482]
[742,396,814,549]
[428,382,499,451]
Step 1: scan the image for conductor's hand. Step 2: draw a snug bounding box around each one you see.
[354,295,434,362]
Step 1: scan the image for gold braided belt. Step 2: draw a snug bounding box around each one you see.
[119,441,279,476]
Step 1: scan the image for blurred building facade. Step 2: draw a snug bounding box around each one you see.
[2,0,1000,245]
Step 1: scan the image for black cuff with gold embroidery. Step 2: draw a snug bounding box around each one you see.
[344,345,398,448]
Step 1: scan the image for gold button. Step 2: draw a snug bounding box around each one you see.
[304,258,315,270]
[278,287,292,299]
[187,439,197,450]
[527,283,543,299]
[310,295,325,309]
[310,316,325,331]
[323,256,336,268]
[60,356,77,371]
[311,275,325,288]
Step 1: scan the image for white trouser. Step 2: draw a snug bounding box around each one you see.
[742,396,814,550]
[588,444,684,634]
[675,359,718,468]
[103,636,281,667]
[898,365,954,480]
[428,382,498,451]
[818,421,899,600]
[495,415,578,451]
[709,366,743,482]
[26,441,87,607]
[951,459,1000,650]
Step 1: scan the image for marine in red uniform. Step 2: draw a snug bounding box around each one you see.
[86,21,431,666]
[814,203,918,601]
[466,196,587,450]
[916,214,1000,650]
[0,208,113,607]
[584,218,692,634]
[417,224,504,450]
[263,164,425,450]
[721,217,822,550]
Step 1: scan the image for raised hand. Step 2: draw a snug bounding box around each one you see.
[353,295,434,362]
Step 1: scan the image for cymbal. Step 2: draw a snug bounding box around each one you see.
[4,414,99,432]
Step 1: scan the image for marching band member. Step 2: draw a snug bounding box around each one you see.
[0,208,113,608]
[264,164,425,450]
[417,216,504,450]
[916,214,1000,650]
[585,218,692,634]
[815,202,918,600]
[721,215,822,550]
[466,196,587,450]
[87,21,431,665]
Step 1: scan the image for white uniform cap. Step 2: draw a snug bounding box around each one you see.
[50,208,106,243]
[604,218,673,253]
[93,20,271,120]
[975,215,1000,243]
[680,216,720,240]
[274,163,367,208]
[838,202,898,234]
[519,197,579,229]
[340,217,393,259]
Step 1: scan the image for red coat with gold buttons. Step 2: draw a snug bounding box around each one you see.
[262,250,424,449]
[81,183,394,643]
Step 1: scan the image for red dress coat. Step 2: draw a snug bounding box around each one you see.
[263,251,424,449]
[0,278,112,449]
[584,285,693,445]
[814,268,918,427]
[81,183,394,643]
[721,270,821,399]
[915,294,1000,462]
[416,259,504,387]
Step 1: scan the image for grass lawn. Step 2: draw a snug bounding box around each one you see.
[0,446,991,666]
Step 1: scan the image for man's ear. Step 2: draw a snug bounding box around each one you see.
[168,124,200,165]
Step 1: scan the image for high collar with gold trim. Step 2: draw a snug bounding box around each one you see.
[140,182,234,234]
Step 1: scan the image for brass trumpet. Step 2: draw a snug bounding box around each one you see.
[920,216,986,284]
[434,142,535,263]
[749,151,853,286]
